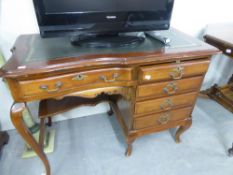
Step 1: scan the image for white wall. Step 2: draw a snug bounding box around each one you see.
[0,0,233,130]
[172,0,233,36]
[171,0,233,89]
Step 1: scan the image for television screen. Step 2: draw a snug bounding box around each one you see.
[43,0,168,14]
[33,0,174,37]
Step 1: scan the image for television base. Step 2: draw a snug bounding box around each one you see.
[145,31,171,45]
[70,33,145,48]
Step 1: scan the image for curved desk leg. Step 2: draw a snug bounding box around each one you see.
[10,103,51,175]
[175,119,192,143]
[125,137,135,157]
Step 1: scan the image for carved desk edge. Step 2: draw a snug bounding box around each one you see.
[0,29,219,79]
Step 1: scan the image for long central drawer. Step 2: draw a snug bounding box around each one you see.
[135,92,197,116]
[17,67,133,98]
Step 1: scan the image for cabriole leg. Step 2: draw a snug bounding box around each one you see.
[175,119,192,143]
[10,103,51,175]
[125,138,135,157]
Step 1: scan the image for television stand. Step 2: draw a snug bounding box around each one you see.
[70,33,145,48]
[145,31,171,45]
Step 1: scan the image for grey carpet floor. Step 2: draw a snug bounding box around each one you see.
[1,97,233,175]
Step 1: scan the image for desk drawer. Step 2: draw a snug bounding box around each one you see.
[18,68,133,97]
[135,92,197,115]
[137,76,203,99]
[139,59,209,83]
[134,107,192,130]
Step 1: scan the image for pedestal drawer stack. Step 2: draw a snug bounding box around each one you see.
[134,59,210,133]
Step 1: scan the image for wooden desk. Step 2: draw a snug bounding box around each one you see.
[0,29,218,175]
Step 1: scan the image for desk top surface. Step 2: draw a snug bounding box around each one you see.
[0,28,218,78]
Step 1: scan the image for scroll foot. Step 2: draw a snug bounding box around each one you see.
[125,138,135,157]
[175,119,192,143]
[125,144,132,156]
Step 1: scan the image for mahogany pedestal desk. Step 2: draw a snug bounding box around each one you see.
[203,23,233,156]
[0,29,218,175]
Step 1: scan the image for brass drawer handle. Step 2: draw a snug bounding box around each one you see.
[100,73,119,83]
[39,81,63,93]
[163,82,178,95]
[157,113,170,125]
[72,74,88,81]
[170,66,184,80]
[160,99,174,110]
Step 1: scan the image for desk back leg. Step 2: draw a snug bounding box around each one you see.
[10,102,51,175]
[107,103,114,116]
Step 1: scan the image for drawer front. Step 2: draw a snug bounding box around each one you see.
[135,92,197,115]
[139,59,210,83]
[137,76,203,99]
[18,68,133,97]
[134,107,192,130]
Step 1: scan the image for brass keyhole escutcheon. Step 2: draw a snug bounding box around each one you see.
[72,74,88,81]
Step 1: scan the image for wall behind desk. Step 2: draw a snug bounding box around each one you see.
[0,0,233,130]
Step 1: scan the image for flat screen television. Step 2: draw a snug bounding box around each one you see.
[33,0,175,47]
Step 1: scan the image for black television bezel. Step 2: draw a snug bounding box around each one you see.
[33,0,175,37]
